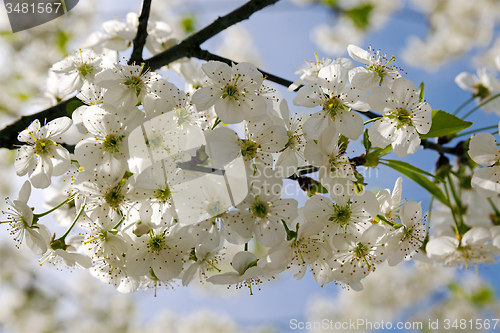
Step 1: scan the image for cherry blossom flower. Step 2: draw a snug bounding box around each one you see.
[73,171,137,221]
[304,125,356,184]
[143,80,206,151]
[274,99,306,178]
[367,77,432,157]
[81,214,128,265]
[182,244,224,286]
[468,131,500,197]
[386,200,426,266]
[266,208,328,280]
[288,55,353,91]
[232,171,298,247]
[90,260,140,293]
[376,177,403,224]
[15,117,73,189]
[207,251,274,294]
[205,115,287,172]
[51,50,104,96]
[294,63,370,141]
[2,181,50,254]
[82,18,136,52]
[94,63,161,107]
[331,225,389,291]
[74,103,142,183]
[427,227,499,268]
[347,44,401,91]
[304,178,380,244]
[127,224,189,282]
[455,68,500,115]
[191,61,267,124]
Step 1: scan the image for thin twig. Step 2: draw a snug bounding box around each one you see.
[128,0,153,65]
[192,49,301,91]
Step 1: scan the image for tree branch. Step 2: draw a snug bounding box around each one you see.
[0,98,82,149]
[128,0,153,65]
[145,0,279,70]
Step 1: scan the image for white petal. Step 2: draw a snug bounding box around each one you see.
[368,118,395,148]
[191,85,221,111]
[471,166,500,197]
[29,155,53,189]
[293,84,324,108]
[334,110,363,140]
[469,133,500,166]
[392,126,421,157]
[347,44,372,65]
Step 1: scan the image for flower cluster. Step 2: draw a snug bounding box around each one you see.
[4,9,500,295]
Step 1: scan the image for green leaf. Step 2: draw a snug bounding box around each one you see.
[306,179,329,197]
[382,159,445,182]
[66,99,84,116]
[382,160,450,207]
[418,82,425,103]
[362,128,371,151]
[420,110,472,139]
[343,3,374,30]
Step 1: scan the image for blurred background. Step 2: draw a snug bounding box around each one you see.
[2,0,500,332]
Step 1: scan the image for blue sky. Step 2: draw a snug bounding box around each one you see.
[3,0,500,332]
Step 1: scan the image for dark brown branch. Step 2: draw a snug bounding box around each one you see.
[145,0,279,70]
[0,98,81,150]
[128,0,152,65]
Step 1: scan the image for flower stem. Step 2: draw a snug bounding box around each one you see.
[59,201,85,241]
[34,193,75,218]
[426,196,434,236]
[211,117,222,130]
[113,216,126,230]
[443,182,460,236]
[447,174,465,229]
[463,93,500,119]
[454,125,499,138]
[363,117,382,125]
[453,97,475,115]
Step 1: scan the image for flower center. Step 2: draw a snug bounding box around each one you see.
[329,204,352,227]
[207,200,225,217]
[473,84,490,99]
[175,108,191,127]
[251,197,270,218]
[77,63,92,77]
[148,234,167,253]
[104,184,124,209]
[124,76,143,96]
[34,138,55,155]
[103,134,124,153]
[284,131,302,151]
[389,107,413,129]
[145,130,169,151]
[240,139,260,159]
[353,242,368,258]
[323,96,343,119]
[222,85,238,100]
[153,186,171,203]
